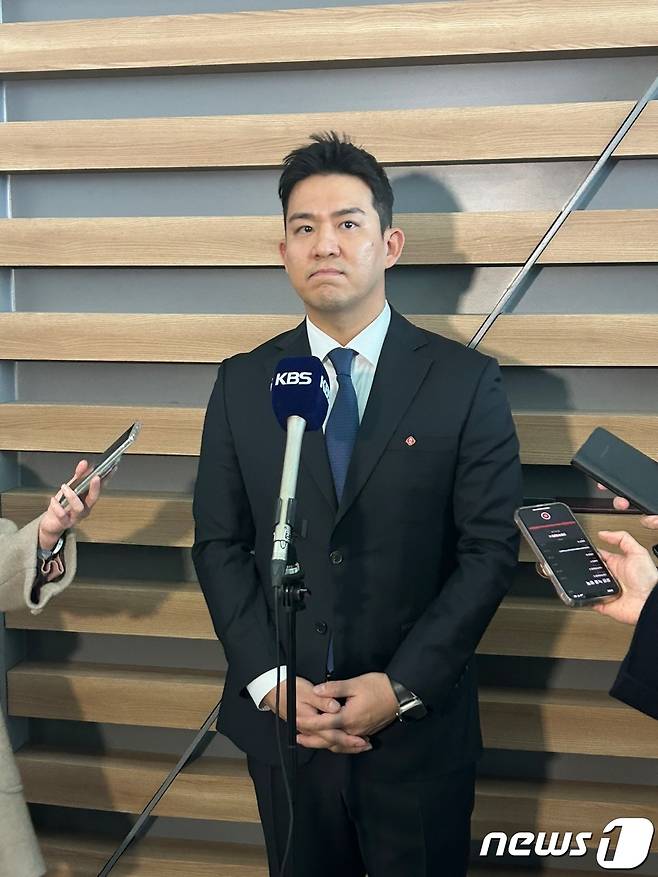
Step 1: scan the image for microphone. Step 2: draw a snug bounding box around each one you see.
[270,356,330,588]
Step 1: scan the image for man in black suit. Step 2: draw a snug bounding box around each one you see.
[193,132,522,876]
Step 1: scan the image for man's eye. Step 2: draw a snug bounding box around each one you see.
[342,221,356,229]
[298,225,313,234]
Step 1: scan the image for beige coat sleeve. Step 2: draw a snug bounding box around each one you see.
[0,516,77,615]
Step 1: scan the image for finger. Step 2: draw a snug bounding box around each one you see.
[313,680,351,699]
[598,530,643,555]
[85,475,102,508]
[305,693,341,713]
[71,459,91,482]
[46,496,70,527]
[596,482,606,492]
[612,496,630,511]
[297,731,370,751]
[297,712,344,733]
[640,515,658,531]
[59,483,85,516]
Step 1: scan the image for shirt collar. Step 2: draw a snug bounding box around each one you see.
[305,301,391,368]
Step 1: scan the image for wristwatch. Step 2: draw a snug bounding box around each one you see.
[37,536,64,562]
[389,678,428,722]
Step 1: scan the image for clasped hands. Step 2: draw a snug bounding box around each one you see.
[262,672,399,755]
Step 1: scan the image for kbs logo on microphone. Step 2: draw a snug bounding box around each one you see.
[480,818,654,869]
[274,371,313,386]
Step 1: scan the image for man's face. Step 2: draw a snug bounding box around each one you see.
[279,173,403,320]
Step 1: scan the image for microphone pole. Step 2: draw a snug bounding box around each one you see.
[270,356,329,877]
[271,415,308,877]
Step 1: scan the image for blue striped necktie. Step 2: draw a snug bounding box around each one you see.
[325,347,359,503]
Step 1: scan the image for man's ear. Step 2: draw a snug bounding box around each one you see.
[384,227,405,269]
[279,239,288,271]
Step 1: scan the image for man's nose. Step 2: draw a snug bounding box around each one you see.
[312,226,339,257]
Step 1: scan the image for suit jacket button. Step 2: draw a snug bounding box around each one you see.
[315,621,328,635]
[329,550,343,565]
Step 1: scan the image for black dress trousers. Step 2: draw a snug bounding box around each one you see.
[247,750,476,877]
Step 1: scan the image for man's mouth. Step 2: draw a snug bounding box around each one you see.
[310,268,343,277]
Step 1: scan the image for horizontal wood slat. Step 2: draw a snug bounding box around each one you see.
[479,314,658,367]
[3,101,655,172]
[3,488,653,557]
[17,746,260,822]
[4,584,634,662]
[0,213,544,267]
[0,313,655,367]
[2,211,658,267]
[480,687,658,759]
[513,412,658,465]
[8,662,224,730]
[472,777,658,852]
[39,828,628,876]
[39,832,605,877]
[11,663,656,758]
[538,209,658,264]
[17,747,658,850]
[40,833,268,877]
[617,99,658,157]
[480,597,632,661]
[2,488,195,548]
[2,404,656,465]
[2,1,656,77]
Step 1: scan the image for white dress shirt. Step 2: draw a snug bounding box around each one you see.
[246,301,392,709]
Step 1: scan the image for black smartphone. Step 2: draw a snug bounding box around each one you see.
[514,502,621,608]
[571,427,658,515]
[59,422,141,509]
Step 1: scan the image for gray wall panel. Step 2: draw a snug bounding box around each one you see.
[9,162,596,216]
[13,266,513,315]
[20,451,199,493]
[28,631,226,671]
[501,367,658,412]
[16,360,658,412]
[510,267,658,313]
[17,362,219,405]
[6,58,658,121]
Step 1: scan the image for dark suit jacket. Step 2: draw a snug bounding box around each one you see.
[193,309,522,780]
[610,584,658,720]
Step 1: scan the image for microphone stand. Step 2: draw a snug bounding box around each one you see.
[277,552,308,877]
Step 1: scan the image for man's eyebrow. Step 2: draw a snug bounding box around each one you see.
[287,211,315,223]
[331,207,366,218]
[286,207,367,223]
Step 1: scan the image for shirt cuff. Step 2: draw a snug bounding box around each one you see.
[247,667,287,711]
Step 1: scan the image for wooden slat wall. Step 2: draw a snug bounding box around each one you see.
[3,101,658,172]
[1,0,657,77]
[1,312,656,365]
[2,488,654,558]
[5,585,635,661]
[1,403,657,465]
[2,0,657,871]
[3,210,658,266]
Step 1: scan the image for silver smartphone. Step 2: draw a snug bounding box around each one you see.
[514,501,621,608]
[59,422,141,508]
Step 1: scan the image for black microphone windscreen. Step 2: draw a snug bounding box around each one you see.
[271,356,330,431]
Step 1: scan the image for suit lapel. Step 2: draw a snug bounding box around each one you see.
[335,310,432,528]
[264,321,337,513]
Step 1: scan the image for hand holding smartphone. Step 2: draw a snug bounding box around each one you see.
[515,502,621,608]
[59,422,141,509]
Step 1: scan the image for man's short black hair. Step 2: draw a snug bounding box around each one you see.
[278,131,394,234]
